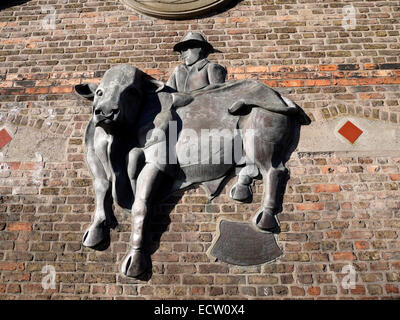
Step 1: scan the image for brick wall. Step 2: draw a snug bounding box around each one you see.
[0,0,399,299]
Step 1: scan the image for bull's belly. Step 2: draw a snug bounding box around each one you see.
[174,113,239,183]
[180,163,233,184]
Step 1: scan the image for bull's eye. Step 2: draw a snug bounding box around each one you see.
[96,89,103,97]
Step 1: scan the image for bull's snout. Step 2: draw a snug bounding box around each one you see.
[93,105,120,125]
[94,107,118,118]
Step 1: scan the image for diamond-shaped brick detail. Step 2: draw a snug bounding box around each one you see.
[0,128,12,149]
[338,121,363,144]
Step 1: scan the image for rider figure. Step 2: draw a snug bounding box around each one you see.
[142,32,227,172]
[167,32,227,93]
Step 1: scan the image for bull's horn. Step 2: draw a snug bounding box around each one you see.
[75,83,98,100]
[144,77,165,93]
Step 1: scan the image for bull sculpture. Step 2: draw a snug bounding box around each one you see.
[75,64,311,278]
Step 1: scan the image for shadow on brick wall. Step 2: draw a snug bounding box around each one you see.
[203,0,245,19]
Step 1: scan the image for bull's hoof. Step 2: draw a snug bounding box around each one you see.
[229,183,252,202]
[121,249,148,278]
[255,210,280,233]
[82,222,110,250]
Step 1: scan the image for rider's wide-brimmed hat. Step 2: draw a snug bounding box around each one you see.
[173,32,215,53]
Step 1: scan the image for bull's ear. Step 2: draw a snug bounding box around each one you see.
[75,83,98,100]
[143,76,165,93]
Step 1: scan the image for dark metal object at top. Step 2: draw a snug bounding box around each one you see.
[74,35,311,279]
[121,0,237,20]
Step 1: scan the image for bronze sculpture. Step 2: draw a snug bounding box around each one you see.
[75,65,310,278]
[74,34,310,278]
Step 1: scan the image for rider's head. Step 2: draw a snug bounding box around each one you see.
[173,32,214,66]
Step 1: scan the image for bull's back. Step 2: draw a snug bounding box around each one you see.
[176,80,293,143]
[241,108,294,146]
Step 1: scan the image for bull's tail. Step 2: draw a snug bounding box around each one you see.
[280,96,311,125]
[228,95,311,126]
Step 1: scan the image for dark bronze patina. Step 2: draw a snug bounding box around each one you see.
[210,220,282,266]
[74,36,310,278]
[121,0,236,20]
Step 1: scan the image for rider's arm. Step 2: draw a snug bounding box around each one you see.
[208,63,227,85]
[166,67,178,90]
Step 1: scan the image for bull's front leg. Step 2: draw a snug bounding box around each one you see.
[121,163,163,278]
[82,149,114,249]
[126,147,145,198]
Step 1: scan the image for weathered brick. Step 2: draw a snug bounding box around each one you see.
[296,203,324,211]
[7,222,32,231]
[0,0,398,301]
[333,252,356,261]
[313,184,341,193]
[307,286,321,296]
[182,276,213,285]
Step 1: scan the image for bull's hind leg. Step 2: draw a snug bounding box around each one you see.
[121,163,163,278]
[230,163,259,202]
[245,138,288,232]
[256,157,288,232]
[82,150,114,249]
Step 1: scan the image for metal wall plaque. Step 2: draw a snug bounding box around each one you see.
[121,0,234,20]
[209,220,282,266]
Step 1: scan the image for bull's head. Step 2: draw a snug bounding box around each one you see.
[75,65,164,130]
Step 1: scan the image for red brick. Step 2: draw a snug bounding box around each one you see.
[7,222,32,231]
[385,284,399,294]
[3,273,30,282]
[363,63,377,70]
[270,65,294,73]
[359,93,385,100]
[307,286,321,296]
[332,79,357,86]
[190,287,205,295]
[320,65,337,71]
[7,284,21,293]
[261,80,278,87]
[3,162,20,170]
[296,203,324,211]
[228,67,245,74]
[229,17,250,23]
[245,66,269,73]
[313,184,341,193]
[383,77,400,84]
[389,174,400,181]
[350,285,366,295]
[49,86,73,94]
[305,79,331,86]
[0,262,23,271]
[280,80,304,87]
[358,78,384,85]
[19,162,43,170]
[25,87,49,94]
[355,241,369,250]
[321,166,335,174]
[333,252,356,261]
